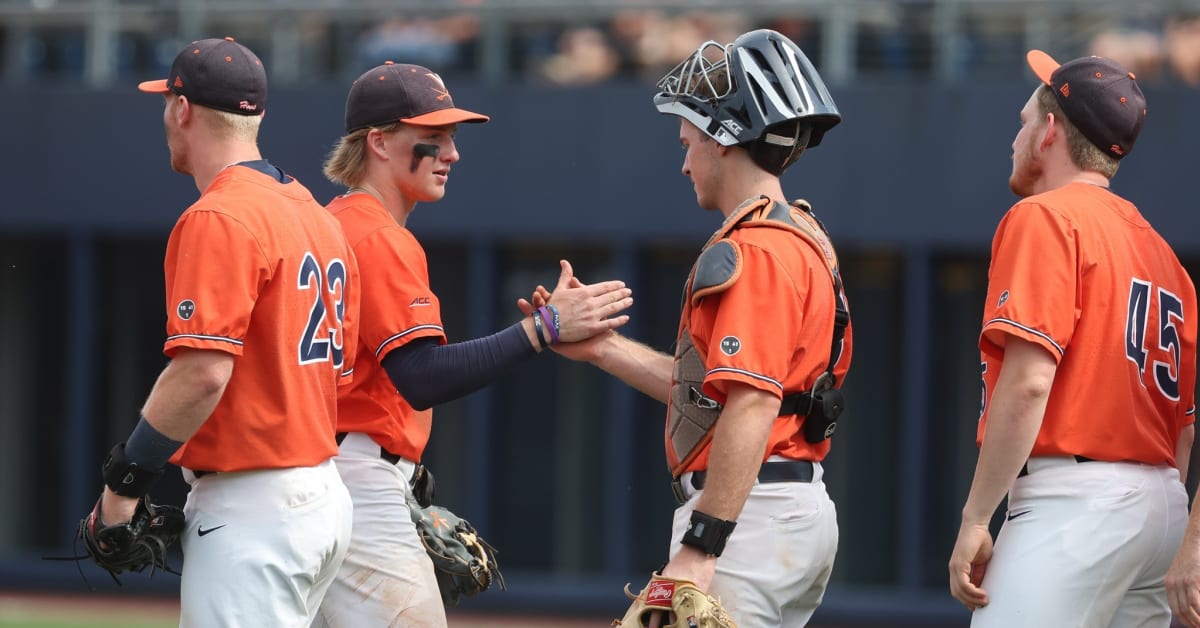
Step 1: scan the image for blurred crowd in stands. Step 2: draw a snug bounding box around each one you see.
[9,6,1200,87]
[1089,15,1200,86]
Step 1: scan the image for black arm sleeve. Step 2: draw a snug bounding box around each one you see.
[380,322,537,410]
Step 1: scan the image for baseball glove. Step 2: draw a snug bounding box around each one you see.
[75,496,185,583]
[613,573,737,628]
[410,502,506,608]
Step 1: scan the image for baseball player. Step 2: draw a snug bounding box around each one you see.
[522,30,852,627]
[948,50,1198,627]
[83,38,361,626]
[312,61,634,627]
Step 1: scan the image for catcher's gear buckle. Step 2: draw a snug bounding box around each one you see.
[688,386,721,410]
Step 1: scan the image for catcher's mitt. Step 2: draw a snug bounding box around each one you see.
[410,502,506,608]
[70,496,185,584]
[613,573,737,628]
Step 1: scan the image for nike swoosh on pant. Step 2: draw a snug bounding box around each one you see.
[197,525,226,536]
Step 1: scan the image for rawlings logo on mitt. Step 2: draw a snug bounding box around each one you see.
[613,573,737,628]
[50,496,185,586]
[410,502,506,608]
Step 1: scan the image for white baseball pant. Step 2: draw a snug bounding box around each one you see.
[179,459,352,628]
[972,457,1187,628]
[312,432,446,628]
[672,459,839,628]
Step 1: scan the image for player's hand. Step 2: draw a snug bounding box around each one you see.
[517,259,631,346]
[1166,537,1200,627]
[96,487,141,550]
[99,487,139,527]
[948,521,992,611]
[644,546,719,628]
[518,279,618,363]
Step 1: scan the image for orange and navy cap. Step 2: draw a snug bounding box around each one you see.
[138,37,266,116]
[1026,49,1146,160]
[344,61,489,133]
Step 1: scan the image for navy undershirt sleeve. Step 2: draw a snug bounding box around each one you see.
[381,322,537,410]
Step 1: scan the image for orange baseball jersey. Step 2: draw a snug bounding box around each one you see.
[165,164,359,472]
[679,224,853,472]
[326,192,446,461]
[978,182,1197,465]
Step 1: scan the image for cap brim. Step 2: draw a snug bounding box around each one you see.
[1026,50,1059,86]
[138,79,170,94]
[402,108,490,126]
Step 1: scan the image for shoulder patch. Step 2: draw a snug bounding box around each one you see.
[177,299,196,321]
[691,239,741,305]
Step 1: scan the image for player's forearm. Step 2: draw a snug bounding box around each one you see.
[140,348,235,442]
[591,333,673,404]
[962,339,1056,524]
[692,385,779,522]
[382,326,536,410]
[1178,425,1194,484]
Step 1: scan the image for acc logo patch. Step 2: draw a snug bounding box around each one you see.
[177,299,196,321]
[997,290,1010,308]
[720,336,742,356]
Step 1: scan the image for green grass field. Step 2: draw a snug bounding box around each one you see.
[0,619,173,628]
[0,593,610,627]
[0,594,176,628]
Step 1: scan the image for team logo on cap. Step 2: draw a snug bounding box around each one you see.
[720,336,742,356]
[177,299,196,320]
[426,72,451,101]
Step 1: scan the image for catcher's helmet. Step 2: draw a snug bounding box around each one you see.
[654,29,841,159]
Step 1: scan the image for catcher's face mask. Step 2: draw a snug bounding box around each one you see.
[653,29,842,151]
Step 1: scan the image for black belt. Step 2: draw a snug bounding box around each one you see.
[194,433,402,478]
[671,460,815,505]
[335,432,402,465]
[1017,455,1094,478]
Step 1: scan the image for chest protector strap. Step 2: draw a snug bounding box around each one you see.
[667,197,850,476]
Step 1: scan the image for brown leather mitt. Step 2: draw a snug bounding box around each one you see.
[613,573,737,628]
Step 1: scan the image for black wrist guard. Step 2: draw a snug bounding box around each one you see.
[409,464,437,509]
[680,509,737,557]
[101,442,163,497]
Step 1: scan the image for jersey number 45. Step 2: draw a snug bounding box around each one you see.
[1126,278,1184,401]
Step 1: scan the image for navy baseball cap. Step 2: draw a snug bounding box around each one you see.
[344,61,489,133]
[1026,49,1146,160]
[138,37,267,116]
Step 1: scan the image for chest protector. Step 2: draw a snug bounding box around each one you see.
[666,196,849,476]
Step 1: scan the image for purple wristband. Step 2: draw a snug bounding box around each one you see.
[537,306,560,344]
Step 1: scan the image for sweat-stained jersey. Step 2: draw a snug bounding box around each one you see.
[978,182,1197,465]
[326,192,446,462]
[673,198,853,472]
[165,163,359,472]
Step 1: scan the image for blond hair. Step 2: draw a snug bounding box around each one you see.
[197,106,263,141]
[1036,85,1119,178]
[323,123,401,187]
